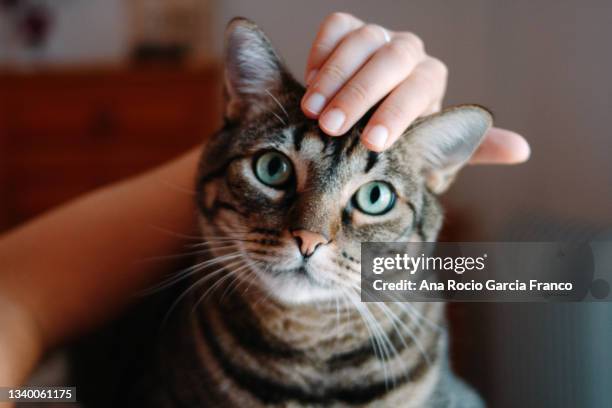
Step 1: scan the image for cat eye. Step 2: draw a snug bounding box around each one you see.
[254,151,293,188]
[353,181,396,215]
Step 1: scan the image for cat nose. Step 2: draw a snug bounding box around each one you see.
[291,229,329,258]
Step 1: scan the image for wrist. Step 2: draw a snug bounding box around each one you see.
[0,294,43,386]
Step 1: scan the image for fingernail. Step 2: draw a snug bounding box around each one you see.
[320,108,346,134]
[515,135,531,162]
[304,92,326,114]
[363,125,389,150]
[306,69,318,86]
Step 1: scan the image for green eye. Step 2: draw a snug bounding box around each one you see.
[353,181,396,215]
[254,151,293,187]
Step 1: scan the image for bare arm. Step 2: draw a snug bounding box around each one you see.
[0,146,201,386]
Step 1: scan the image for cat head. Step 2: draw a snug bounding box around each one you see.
[196,18,492,305]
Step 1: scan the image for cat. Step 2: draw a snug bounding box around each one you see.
[141,18,491,407]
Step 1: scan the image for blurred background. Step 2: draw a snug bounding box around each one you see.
[1,1,611,407]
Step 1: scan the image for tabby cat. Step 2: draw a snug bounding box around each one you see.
[150,18,491,407]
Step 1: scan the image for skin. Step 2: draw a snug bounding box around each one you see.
[0,12,529,396]
[302,12,530,158]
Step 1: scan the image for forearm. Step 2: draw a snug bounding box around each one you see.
[0,296,41,387]
[0,145,202,384]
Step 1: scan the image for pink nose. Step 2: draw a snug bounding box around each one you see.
[291,229,329,257]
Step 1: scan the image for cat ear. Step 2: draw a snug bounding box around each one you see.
[401,105,493,193]
[224,18,287,120]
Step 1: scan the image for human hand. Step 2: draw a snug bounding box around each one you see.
[301,12,530,162]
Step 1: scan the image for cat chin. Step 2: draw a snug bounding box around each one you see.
[253,269,337,305]
[270,288,336,305]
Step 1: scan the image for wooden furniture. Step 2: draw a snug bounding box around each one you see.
[0,66,222,231]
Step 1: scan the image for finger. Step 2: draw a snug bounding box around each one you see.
[302,24,392,118]
[360,57,447,151]
[470,127,531,164]
[317,34,427,137]
[421,99,443,116]
[305,12,364,85]
[417,55,446,116]
[352,57,445,151]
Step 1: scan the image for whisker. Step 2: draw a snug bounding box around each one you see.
[149,225,204,241]
[264,88,289,119]
[342,289,391,387]
[254,101,287,126]
[373,300,430,369]
[191,262,252,314]
[137,252,243,296]
[156,178,197,195]
[138,245,237,263]
[161,258,247,327]
[345,282,434,368]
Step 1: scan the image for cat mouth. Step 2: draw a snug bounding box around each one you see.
[269,266,313,281]
[272,266,308,275]
[266,265,332,288]
[250,260,339,303]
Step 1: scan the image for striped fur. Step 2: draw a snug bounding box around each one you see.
[150,18,489,407]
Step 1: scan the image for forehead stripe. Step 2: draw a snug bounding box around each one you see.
[364,151,380,173]
[346,134,362,157]
[292,123,309,151]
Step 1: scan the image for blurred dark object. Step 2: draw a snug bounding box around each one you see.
[19,5,52,47]
[132,43,189,65]
[0,66,222,232]
[128,0,211,66]
[1,0,53,48]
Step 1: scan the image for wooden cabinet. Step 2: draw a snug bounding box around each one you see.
[0,67,222,231]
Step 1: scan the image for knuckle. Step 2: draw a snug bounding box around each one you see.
[412,68,436,92]
[427,57,448,79]
[387,38,420,61]
[325,12,353,28]
[341,81,370,104]
[403,32,424,51]
[312,41,334,54]
[359,24,387,43]
[381,101,408,123]
[320,63,349,84]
